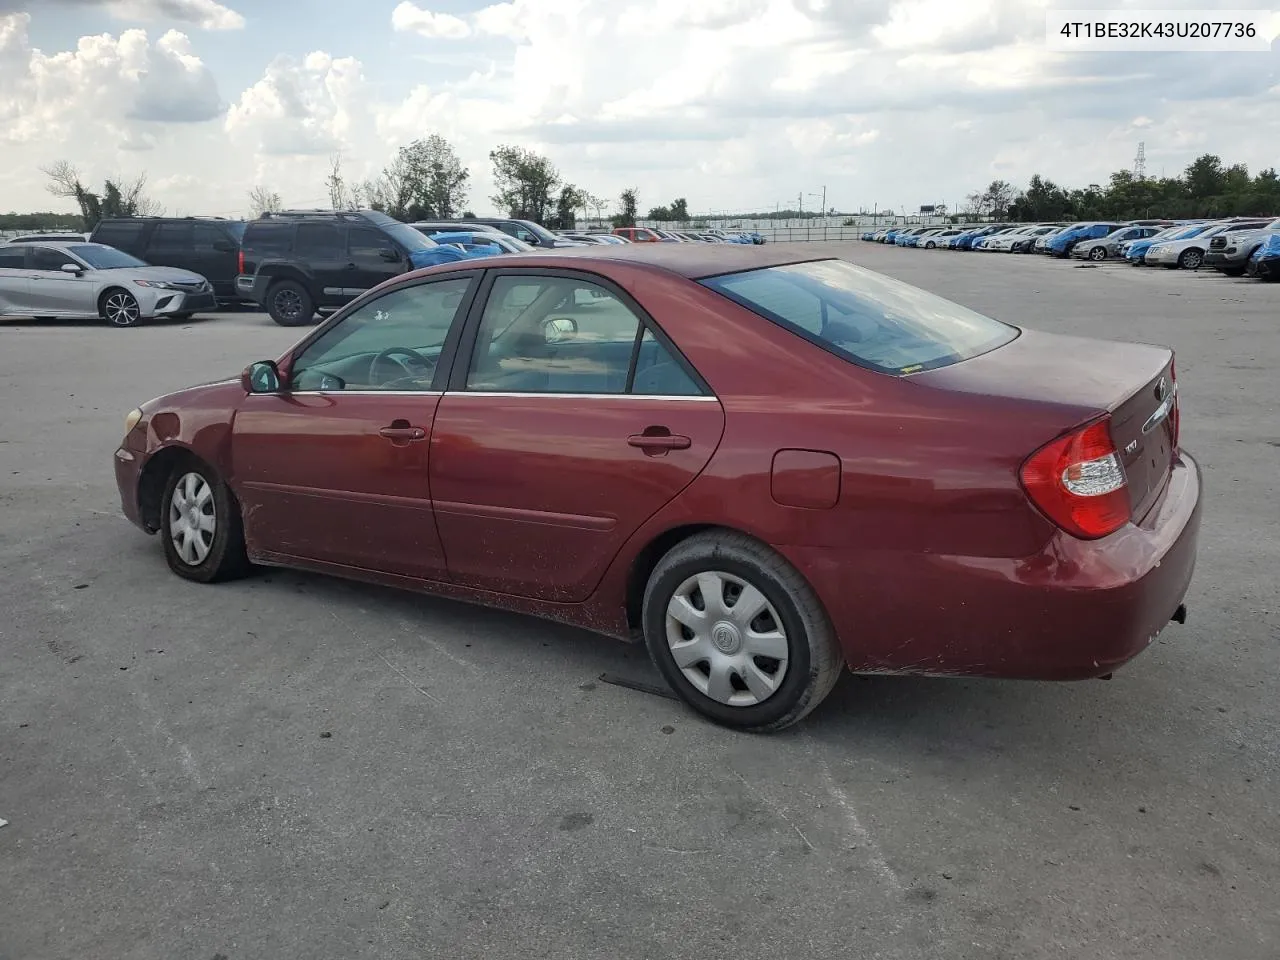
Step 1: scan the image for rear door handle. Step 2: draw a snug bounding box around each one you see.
[379,425,426,442]
[628,433,691,451]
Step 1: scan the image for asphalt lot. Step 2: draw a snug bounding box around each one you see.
[2,244,1277,960]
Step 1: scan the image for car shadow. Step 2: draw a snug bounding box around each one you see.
[0,313,220,329]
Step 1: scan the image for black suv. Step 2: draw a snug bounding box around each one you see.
[236,209,469,326]
[89,217,246,304]
[434,218,586,248]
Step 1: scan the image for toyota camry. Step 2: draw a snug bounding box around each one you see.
[113,245,1201,731]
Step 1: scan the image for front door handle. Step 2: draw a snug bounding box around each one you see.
[346,262,358,270]
[628,431,691,451]
[379,424,426,442]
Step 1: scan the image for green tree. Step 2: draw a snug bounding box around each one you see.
[42,161,161,229]
[489,145,561,223]
[554,184,584,229]
[647,204,672,221]
[612,187,638,227]
[1184,154,1226,199]
[669,197,689,221]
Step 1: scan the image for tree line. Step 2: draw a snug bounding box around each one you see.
[967,154,1280,223]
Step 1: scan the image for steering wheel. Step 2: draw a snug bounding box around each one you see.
[369,347,434,388]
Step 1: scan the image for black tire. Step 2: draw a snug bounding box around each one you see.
[1088,246,1106,261]
[159,456,252,583]
[171,312,194,321]
[1218,266,1245,277]
[266,279,316,327]
[642,530,843,732]
[1177,249,1203,270]
[100,288,142,327]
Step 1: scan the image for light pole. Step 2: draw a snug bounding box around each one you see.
[807,188,827,237]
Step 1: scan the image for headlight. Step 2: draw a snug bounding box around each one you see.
[1150,245,1168,255]
[124,407,143,433]
[133,279,181,290]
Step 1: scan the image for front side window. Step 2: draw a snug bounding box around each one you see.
[30,246,79,271]
[701,259,1017,376]
[289,278,473,391]
[347,226,392,259]
[465,274,706,396]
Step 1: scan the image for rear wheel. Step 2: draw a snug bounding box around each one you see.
[160,459,251,583]
[266,280,316,327]
[100,289,141,327]
[1178,248,1203,270]
[1088,245,1107,261]
[642,531,843,732]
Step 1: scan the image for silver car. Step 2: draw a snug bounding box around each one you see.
[0,241,214,327]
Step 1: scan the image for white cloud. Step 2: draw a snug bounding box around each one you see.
[2,0,1280,218]
[0,12,223,144]
[0,0,245,30]
[224,50,367,156]
[391,1,471,39]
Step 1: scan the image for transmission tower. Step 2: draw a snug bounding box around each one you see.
[1133,141,1146,179]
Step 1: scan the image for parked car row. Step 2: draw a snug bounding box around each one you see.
[860,216,1280,279]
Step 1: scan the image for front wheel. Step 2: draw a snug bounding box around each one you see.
[1088,246,1106,261]
[160,459,252,583]
[1178,249,1203,270]
[642,531,843,732]
[266,280,316,327]
[925,241,935,249]
[100,289,142,327]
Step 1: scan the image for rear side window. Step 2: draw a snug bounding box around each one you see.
[244,221,293,253]
[701,259,1017,376]
[0,246,28,268]
[149,222,193,249]
[93,220,146,250]
[296,223,342,256]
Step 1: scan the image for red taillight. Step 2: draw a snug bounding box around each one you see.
[238,249,245,274]
[1020,417,1130,540]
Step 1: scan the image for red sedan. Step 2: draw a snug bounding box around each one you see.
[113,245,1201,731]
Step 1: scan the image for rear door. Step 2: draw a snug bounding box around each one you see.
[429,269,725,602]
[0,245,31,315]
[293,221,350,305]
[230,273,480,578]
[91,220,148,258]
[144,221,196,274]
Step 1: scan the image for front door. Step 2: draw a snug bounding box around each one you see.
[230,274,478,579]
[345,226,405,297]
[429,271,725,602]
[24,245,98,316]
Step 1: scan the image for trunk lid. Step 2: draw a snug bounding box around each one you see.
[915,328,1176,523]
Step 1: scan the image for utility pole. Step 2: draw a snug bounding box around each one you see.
[798,191,803,218]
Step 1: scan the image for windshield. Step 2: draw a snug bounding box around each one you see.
[1172,225,1209,240]
[701,259,1017,376]
[68,244,148,269]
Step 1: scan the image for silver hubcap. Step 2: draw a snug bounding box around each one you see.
[1184,252,1201,268]
[1090,248,1104,260]
[105,293,140,326]
[665,571,789,707]
[168,472,215,565]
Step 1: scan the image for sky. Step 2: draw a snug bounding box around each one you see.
[0,0,1277,220]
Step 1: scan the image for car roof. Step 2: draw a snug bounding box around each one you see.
[443,242,824,280]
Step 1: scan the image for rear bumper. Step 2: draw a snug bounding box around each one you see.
[784,451,1202,680]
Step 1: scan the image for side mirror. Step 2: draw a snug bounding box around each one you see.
[543,316,577,344]
[60,263,83,275]
[242,360,281,394]
[378,247,401,262]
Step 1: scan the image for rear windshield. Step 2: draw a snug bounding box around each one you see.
[701,259,1017,375]
[225,222,246,240]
